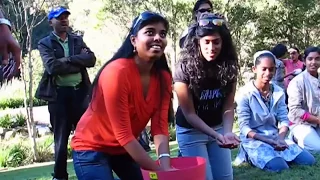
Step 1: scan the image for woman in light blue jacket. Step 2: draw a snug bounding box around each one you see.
[235,50,315,172]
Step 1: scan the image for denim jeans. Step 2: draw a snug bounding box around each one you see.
[263,149,315,172]
[49,86,87,179]
[72,150,143,180]
[176,125,233,180]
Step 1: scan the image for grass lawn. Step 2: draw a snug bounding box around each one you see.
[0,144,320,180]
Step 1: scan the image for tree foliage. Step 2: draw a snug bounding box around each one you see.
[2,0,320,87]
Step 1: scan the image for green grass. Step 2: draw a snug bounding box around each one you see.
[0,144,320,180]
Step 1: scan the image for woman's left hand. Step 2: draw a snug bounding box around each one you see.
[220,132,241,149]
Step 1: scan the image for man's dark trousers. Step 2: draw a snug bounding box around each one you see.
[48,85,87,179]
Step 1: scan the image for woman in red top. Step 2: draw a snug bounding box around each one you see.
[71,11,172,180]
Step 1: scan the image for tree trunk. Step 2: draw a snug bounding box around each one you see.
[20,56,31,136]
[23,0,38,161]
[27,30,38,161]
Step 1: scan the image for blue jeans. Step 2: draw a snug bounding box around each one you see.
[176,125,233,180]
[264,149,315,172]
[72,150,143,180]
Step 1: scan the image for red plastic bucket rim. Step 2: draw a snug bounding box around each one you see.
[141,156,206,172]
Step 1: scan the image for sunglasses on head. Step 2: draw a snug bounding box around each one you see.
[197,8,212,13]
[198,18,225,27]
[133,11,164,29]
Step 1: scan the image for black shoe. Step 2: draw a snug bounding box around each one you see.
[52,173,68,180]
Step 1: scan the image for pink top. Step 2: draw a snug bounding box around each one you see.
[283,59,304,88]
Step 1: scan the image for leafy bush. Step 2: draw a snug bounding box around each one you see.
[0,98,47,110]
[0,148,8,167]
[0,114,12,129]
[36,136,54,163]
[0,113,27,129]
[67,143,72,159]
[13,113,27,127]
[169,124,176,141]
[0,143,28,167]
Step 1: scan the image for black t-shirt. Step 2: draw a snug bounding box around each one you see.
[173,62,232,129]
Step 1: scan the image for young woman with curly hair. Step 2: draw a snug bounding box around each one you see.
[174,12,240,180]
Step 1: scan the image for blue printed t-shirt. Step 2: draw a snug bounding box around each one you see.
[173,62,232,129]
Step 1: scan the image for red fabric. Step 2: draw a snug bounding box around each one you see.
[71,58,171,154]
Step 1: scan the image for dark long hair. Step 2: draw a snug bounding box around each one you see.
[304,46,320,60]
[271,44,287,59]
[89,12,171,109]
[179,17,239,95]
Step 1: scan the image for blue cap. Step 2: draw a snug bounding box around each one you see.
[48,7,70,20]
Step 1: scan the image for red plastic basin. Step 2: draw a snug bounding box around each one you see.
[141,157,206,180]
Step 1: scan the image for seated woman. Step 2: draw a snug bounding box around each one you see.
[288,46,320,152]
[235,50,315,172]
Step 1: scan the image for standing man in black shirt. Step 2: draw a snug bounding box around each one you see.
[36,7,96,180]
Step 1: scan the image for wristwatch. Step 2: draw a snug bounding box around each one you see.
[0,18,12,31]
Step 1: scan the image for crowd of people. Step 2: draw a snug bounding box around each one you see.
[1,0,320,180]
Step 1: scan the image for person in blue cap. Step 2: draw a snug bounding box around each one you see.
[35,6,96,180]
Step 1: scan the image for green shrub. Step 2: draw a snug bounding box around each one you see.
[0,143,28,167]
[0,113,27,129]
[0,98,47,109]
[67,143,72,159]
[0,114,13,129]
[36,136,54,162]
[169,124,176,141]
[0,148,9,167]
[12,113,27,127]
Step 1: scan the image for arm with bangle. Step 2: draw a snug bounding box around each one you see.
[287,78,320,125]
[102,69,161,171]
[151,71,173,170]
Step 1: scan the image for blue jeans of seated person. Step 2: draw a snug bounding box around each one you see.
[264,149,315,172]
[176,125,233,180]
[72,150,143,180]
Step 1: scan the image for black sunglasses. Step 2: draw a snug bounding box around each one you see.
[133,11,165,29]
[197,8,212,13]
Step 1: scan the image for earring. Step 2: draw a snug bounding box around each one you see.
[133,46,137,53]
